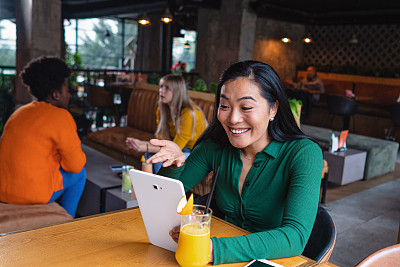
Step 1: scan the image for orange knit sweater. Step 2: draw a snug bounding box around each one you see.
[0,101,86,204]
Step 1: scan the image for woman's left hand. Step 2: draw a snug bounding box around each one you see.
[169,225,180,243]
[147,139,186,168]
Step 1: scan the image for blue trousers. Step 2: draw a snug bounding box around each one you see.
[145,147,191,174]
[48,167,86,218]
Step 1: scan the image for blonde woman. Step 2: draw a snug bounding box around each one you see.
[126,74,208,173]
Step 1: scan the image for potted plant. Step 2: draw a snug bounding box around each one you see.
[288,98,302,127]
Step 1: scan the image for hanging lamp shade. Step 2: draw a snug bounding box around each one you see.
[138,13,150,25]
[184,41,191,49]
[281,37,291,43]
[161,8,173,24]
[303,33,312,43]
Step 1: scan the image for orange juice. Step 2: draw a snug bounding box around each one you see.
[175,223,210,267]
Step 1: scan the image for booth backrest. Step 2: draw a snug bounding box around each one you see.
[323,79,354,96]
[193,98,215,123]
[126,88,159,133]
[354,82,400,106]
[126,83,216,133]
[297,70,400,106]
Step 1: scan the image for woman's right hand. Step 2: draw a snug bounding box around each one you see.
[146,139,186,168]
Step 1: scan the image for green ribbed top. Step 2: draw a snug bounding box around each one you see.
[158,138,322,264]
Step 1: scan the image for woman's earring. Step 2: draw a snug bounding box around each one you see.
[270,117,274,122]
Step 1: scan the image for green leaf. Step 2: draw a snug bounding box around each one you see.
[288,98,303,117]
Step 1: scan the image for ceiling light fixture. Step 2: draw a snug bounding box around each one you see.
[349,34,358,44]
[281,37,291,43]
[303,33,312,43]
[138,13,150,26]
[183,41,191,49]
[161,8,173,24]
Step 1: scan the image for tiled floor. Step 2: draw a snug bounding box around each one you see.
[324,151,400,266]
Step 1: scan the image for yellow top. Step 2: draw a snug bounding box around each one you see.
[156,104,207,150]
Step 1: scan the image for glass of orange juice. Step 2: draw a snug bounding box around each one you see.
[175,205,212,267]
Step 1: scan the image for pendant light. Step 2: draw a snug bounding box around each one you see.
[303,33,312,43]
[161,8,173,24]
[184,41,191,49]
[138,13,150,26]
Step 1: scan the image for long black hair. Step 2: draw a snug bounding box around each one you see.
[195,60,309,148]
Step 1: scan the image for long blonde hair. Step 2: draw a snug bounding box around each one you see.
[155,74,208,140]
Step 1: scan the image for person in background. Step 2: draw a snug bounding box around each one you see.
[285,66,325,119]
[126,74,208,174]
[0,56,86,218]
[148,61,323,264]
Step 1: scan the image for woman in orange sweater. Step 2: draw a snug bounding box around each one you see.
[0,56,86,218]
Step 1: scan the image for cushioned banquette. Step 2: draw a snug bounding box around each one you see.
[0,202,73,235]
[86,82,216,169]
[301,124,399,179]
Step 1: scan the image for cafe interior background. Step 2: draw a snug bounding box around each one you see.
[0,1,400,266]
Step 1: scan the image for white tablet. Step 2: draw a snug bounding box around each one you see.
[129,169,185,252]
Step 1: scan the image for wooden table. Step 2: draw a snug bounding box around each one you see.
[0,208,326,266]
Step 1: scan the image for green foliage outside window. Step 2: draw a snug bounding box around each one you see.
[65,18,138,69]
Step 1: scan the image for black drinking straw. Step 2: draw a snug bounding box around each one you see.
[205,166,220,214]
[123,154,127,169]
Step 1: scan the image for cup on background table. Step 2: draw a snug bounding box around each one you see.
[121,165,134,193]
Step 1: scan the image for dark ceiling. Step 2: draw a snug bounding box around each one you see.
[1,0,400,25]
[251,0,400,25]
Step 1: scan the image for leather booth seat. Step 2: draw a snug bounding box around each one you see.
[0,202,73,235]
[86,83,215,169]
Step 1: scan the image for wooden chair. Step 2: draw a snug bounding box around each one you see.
[385,103,400,141]
[356,244,400,267]
[295,106,329,204]
[303,206,337,263]
[325,95,358,131]
[320,159,329,204]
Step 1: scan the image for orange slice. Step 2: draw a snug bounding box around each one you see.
[177,193,194,215]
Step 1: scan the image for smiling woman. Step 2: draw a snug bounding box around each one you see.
[151,61,323,265]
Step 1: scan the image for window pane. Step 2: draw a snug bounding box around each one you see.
[172,30,197,73]
[76,18,138,69]
[0,19,16,67]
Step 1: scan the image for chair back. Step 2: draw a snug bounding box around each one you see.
[86,84,114,108]
[356,244,400,267]
[302,206,337,263]
[390,103,400,126]
[327,95,358,116]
